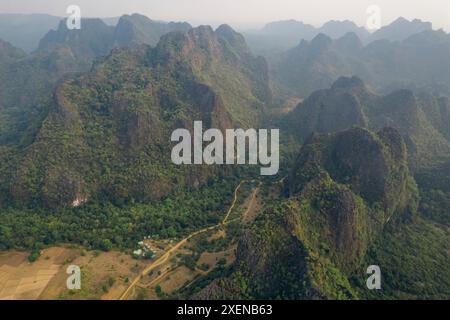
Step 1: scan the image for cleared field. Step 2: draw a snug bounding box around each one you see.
[0,247,147,300]
[197,246,236,267]
[0,248,74,300]
[159,266,197,293]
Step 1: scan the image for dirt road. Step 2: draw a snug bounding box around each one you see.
[119,180,256,300]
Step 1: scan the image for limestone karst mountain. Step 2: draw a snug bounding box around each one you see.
[4,25,272,208]
[195,127,418,299]
[286,76,450,169]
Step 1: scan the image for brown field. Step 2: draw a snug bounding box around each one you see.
[197,246,236,268]
[159,266,198,293]
[0,243,237,300]
[17,181,262,301]
[142,245,237,299]
[0,248,76,300]
[0,247,147,300]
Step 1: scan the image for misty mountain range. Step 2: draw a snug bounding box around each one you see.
[0,13,435,52]
[0,12,449,300]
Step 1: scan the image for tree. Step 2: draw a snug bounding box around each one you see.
[28,250,40,262]
[100,239,113,251]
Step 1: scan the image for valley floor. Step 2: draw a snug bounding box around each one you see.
[0,180,264,300]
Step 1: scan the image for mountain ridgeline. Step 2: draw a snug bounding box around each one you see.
[0,14,61,52]
[38,14,192,71]
[245,17,432,56]
[272,27,450,98]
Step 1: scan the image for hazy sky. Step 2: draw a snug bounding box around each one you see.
[1,0,450,30]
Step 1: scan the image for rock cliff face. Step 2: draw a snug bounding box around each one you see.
[197,127,418,299]
[8,25,272,207]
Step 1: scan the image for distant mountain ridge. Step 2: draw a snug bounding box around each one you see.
[244,19,369,55]
[273,28,450,98]
[0,14,61,52]
[244,17,435,56]
[38,14,192,70]
[285,77,450,169]
[370,17,433,42]
[114,14,191,48]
